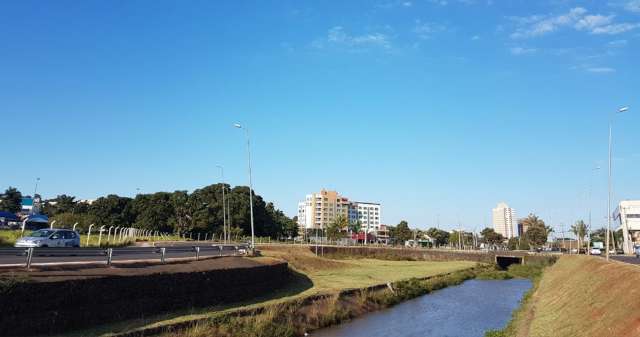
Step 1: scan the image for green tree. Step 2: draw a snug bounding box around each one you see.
[426,227,449,247]
[480,227,504,247]
[131,192,175,232]
[525,226,548,247]
[508,236,530,250]
[88,195,134,228]
[348,220,362,234]
[326,215,348,241]
[521,213,550,248]
[0,187,22,213]
[571,220,587,249]
[394,220,413,244]
[43,194,77,216]
[50,212,96,232]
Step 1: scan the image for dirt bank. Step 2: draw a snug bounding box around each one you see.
[508,256,640,337]
[0,257,290,336]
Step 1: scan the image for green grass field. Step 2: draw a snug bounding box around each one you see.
[0,229,183,248]
[60,246,477,337]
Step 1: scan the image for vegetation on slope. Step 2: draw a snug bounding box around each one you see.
[488,256,640,337]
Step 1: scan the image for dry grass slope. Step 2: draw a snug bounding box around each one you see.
[519,256,640,337]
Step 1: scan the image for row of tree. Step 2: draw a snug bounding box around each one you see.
[1,185,298,239]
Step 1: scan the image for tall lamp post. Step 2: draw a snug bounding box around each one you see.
[216,165,227,244]
[587,166,600,255]
[606,106,630,261]
[234,123,255,248]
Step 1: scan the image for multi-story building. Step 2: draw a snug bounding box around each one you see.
[517,218,530,237]
[297,190,382,238]
[492,202,515,239]
[297,190,351,233]
[615,200,640,255]
[352,201,382,234]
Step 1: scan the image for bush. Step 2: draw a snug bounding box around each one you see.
[485,330,507,337]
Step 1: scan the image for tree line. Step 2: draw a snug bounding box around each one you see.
[0,185,298,239]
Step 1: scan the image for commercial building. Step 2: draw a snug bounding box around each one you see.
[614,200,640,255]
[492,202,515,239]
[517,218,530,237]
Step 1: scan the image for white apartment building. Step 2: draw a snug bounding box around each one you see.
[492,202,515,239]
[353,201,381,234]
[615,200,640,255]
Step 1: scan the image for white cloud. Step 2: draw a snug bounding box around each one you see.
[414,20,446,39]
[591,22,640,34]
[586,67,616,73]
[608,39,628,46]
[471,35,480,40]
[510,7,586,38]
[402,1,412,7]
[625,0,640,13]
[510,7,640,38]
[313,26,392,51]
[510,46,537,55]
[575,15,614,31]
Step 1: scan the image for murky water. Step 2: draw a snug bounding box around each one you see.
[311,279,531,337]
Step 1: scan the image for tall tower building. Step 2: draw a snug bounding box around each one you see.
[492,202,515,238]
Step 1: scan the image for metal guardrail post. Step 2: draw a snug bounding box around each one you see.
[26,247,34,270]
[160,247,166,264]
[107,248,113,266]
[195,246,200,261]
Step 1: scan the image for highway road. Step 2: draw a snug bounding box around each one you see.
[0,244,246,266]
[611,255,640,265]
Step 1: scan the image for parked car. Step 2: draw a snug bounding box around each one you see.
[590,248,602,255]
[14,229,81,248]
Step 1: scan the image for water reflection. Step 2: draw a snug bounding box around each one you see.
[311,279,531,337]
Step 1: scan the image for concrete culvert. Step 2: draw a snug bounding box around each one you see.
[496,256,523,270]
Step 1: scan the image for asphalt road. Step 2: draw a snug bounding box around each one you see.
[0,244,244,266]
[611,255,640,265]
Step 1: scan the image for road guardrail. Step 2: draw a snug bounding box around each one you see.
[0,243,249,270]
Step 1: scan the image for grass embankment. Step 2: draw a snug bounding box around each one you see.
[487,255,640,337]
[63,245,480,337]
[0,230,182,247]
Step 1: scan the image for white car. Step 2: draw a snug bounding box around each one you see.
[15,229,81,248]
[590,248,602,255]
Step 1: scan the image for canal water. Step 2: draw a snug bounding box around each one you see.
[311,279,531,337]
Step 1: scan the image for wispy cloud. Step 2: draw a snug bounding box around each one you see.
[586,67,616,73]
[625,0,640,13]
[510,7,640,38]
[312,26,392,51]
[471,35,480,40]
[510,7,587,38]
[591,22,640,34]
[572,63,617,73]
[608,39,628,46]
[510,46,537,55]
[413,20,446,39]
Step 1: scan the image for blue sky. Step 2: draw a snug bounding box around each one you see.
[1,0,639,234]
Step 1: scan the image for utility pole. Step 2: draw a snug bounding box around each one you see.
[216,165,227,244]
[234,123,255,249]
[607,106,630,261]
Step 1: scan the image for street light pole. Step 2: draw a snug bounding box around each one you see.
[234,123,255,249]
[607,106,629,261]
[587,166,600,255]
[216,165,227,244]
